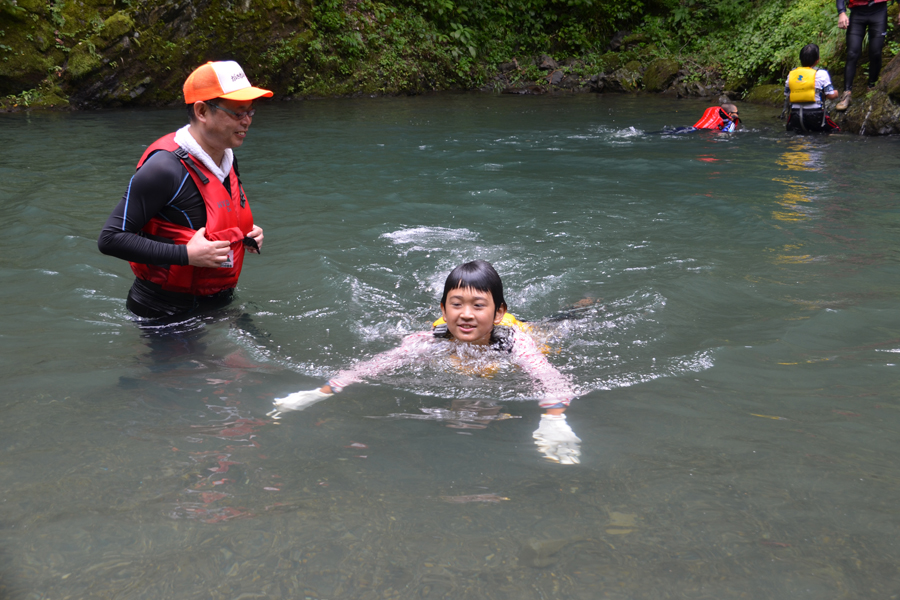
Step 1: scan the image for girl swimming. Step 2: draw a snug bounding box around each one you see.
[272,260,581,463]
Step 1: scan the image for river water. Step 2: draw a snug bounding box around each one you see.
[2,94,900,599]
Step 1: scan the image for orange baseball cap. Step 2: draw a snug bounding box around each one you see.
[183,61,273,104]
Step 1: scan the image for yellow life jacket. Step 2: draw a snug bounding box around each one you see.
[788,67,818,104]
[432,313,532,377]
[432,312,531,333]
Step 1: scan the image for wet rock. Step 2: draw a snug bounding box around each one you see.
[558,75,586,90]
[538,55,558,71]
[643,58,679,92]
[599,52,621,73]
[831,90,900,135]
[502,85,546,95]
[546,69,564,85]
[724,74,750,94]
[878,52,900,101]
[685,81,712,96]
[498,60,519,73]
[611,66,641,92]
[745,84,785,107]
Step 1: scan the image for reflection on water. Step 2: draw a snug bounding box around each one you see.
[3,95,900,598]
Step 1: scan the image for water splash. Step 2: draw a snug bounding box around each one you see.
[859,104,873,136]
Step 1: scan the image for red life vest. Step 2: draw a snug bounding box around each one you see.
[128,132,254,296]
[848,0,886,8]
[693,106,729,130]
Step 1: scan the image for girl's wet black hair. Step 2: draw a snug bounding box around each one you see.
[440,260,507,311]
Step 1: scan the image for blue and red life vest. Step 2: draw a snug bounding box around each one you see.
[693,107,736,131]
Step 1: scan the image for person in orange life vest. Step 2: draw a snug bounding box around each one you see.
[98,61,272,319]
[835,0,897,111]
[661,104,740,134]
[784,44,840,134]
[692,104,741,132]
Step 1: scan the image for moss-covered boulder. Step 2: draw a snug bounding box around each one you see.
[745,84,785,106]
[598,52,621,72]
[643,58,679,92]
[621,32,649,50]
[67,42,103,80]
[96,12,134,47]
[830,90,900,135]
[611,66,641,92]
[878,52,900,101]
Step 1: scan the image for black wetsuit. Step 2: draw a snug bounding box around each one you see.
[838,0,888,90]
[98,150,236,319]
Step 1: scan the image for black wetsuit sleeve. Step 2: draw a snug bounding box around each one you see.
[98,151,205,266]
[837,0,846,13]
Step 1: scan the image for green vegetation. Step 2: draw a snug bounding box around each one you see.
[0,0,897,110]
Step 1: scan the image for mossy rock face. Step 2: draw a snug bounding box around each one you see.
[67,42,103,80]
[724,75,749,93]
[29,83,70,109]
[621,32,649,49]
[831,90,900,135]
[745,84,785,106]
[611,67,641,92]
[623,60,643,73]
[0,3,61,94]
[878,53,900,101]
[598,52,621,72]
[96,12,134,47]
[643,58,679,92]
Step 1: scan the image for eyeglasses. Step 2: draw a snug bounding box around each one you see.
[206,102,255,120]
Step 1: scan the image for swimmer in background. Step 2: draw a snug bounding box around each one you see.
[271,260,582,464]
[658,103,741,134]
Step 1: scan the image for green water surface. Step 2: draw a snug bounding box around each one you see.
[2,94,900,599]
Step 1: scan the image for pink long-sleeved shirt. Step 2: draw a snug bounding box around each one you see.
[327,328,575,407]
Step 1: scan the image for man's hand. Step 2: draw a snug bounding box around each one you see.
[246,225,264,253]
[838,12,849,28]
[186,227,232,268]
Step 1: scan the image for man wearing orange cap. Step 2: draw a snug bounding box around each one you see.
[99,61,273,319]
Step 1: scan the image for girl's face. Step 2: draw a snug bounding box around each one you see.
[440,286,507,345]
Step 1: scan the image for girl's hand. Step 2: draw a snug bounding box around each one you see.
[533,414,581,465]
[269,387,333,416]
